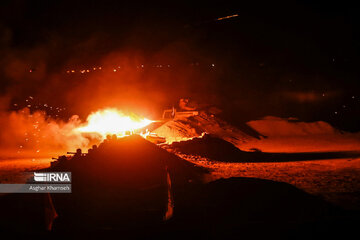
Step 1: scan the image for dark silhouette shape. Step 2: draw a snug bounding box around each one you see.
[105,134,112,142]
[170,134,360,162]
[75,148,82,156]
[58,155,67,162]
[111,134,117,140]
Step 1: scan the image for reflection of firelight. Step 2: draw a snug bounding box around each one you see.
[75,108,153,138]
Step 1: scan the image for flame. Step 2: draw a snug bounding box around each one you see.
[75,108,153,138]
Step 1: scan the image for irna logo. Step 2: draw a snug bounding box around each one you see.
[34,172,71,182]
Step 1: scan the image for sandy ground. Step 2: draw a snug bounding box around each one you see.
[178,153,360,210]
[0,158,52,184]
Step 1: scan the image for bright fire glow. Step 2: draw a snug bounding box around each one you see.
[75,108,153,138]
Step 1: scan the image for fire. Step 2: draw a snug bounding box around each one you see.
[75,108,153,138]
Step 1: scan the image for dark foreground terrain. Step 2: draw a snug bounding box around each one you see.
[0,135,359,239]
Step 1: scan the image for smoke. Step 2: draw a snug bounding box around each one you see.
[0,42,221,159]
[0,107,91,159]
[282,90,341,103]
[0,23,222,159]
[61,47,219,118]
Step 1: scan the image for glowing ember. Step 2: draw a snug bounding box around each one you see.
[75,108,153,138]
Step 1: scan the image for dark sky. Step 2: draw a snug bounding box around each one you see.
[0,0,359,130]
[1,1,358,64]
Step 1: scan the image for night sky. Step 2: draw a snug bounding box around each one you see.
[0,0,359,131]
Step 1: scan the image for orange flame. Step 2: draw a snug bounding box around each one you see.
[75,108,153,138]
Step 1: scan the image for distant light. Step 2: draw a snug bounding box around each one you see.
[211,63,215,67]
[71,70,75,73]
[113,69,117,72]
[334,111,338,114]
[216,14,239,21]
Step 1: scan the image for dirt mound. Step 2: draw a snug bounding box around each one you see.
[154,113,360,153]
[168,134,360,162]
[169,133,250,162]
[153,112,255,147]
[49,135,208,231]
[248,116,340,136]
[54,134,208,186]
[242,116,360,152]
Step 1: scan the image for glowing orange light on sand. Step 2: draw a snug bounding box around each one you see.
[75,108,153,138]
